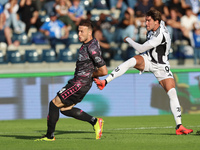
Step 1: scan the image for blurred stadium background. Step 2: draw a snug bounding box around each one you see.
[0,68,200,120]
[0,0,200,121]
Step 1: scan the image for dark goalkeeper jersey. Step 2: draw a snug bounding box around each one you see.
[70,38,106,87]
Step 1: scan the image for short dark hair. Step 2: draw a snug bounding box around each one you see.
[185,7,192,12]
[146,9,161,23]
[79,20,93,31]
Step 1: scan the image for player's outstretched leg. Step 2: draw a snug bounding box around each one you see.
[176,125,193,135]
[94,57,137,90]
[93,78,106,90]
[61,107,103,139]
[93,118,104,139]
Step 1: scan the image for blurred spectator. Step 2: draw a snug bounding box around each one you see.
[95,8,136,44]
[134,0,153,17]
[122,0,137,8]
[84,10,98,27]
[167,0,185,17]
[115,8,136,43]
[151,0,169,21]
[15,13,26,33]
[55,0,71,17]
[94,29,113,66]
[0,0,8,6]
[135,16,146,44]
[106,0,137,21]
[39,11,70,55]
[55,0,76,31]
[181,7,198,35]
[43,0,58,16]
[106,0,137,10]
[85,10,92,22]
[166,8,185,63]
[4,0,26,34]
[96,13,118,43]
[182,0,200,15]
[0,11,20,49]
[190,21,200,64]
[174,7,198,64]
[0,4,3,14]
[68,0,85,26]
[166,8,183,43]
[32,0,45,11]
[18,0,43,34]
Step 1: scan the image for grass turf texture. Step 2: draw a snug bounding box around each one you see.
[0,114,200,150]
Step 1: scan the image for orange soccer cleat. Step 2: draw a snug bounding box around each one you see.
[93,78,106,90]
[176,125,193,135]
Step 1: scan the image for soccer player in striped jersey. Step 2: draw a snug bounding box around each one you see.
[94,9,193,135]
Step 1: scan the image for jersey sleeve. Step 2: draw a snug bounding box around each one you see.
[68,6,74,13]
[148,35,162,47]
[58,20,65,28]
[88,40,106,68]
[148,30,163,48]
[126,37,154,53]
[40,22,48,30]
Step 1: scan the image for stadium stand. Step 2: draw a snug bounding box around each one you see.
[7,50,25,63]
[42,48,60,62]
[0,50,7,64]
[0,0,199,72]
[60,48,76,62]
[25,49,43,63]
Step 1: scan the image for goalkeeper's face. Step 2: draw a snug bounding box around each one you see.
[78,25,93,43]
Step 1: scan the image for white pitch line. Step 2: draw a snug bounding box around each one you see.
[0,126,199,134]
[107,125,200,131]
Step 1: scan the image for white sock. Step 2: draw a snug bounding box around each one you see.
[106,57,136,83]
[167,88,182,125]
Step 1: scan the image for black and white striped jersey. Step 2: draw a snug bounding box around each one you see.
[146,21,171,65]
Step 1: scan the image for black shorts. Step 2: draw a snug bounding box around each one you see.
[57,82,91,106]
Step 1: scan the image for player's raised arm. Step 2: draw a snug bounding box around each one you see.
[124,37,154,53]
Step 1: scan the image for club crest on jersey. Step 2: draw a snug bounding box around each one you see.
[95,57,101,63]
[147,31,154,39]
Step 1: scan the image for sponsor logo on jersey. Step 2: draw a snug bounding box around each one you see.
[59,88,66,94]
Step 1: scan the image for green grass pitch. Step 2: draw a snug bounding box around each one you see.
[0,114,200,150]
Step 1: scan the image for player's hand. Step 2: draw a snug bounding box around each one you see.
[93,78,106,90]
[123,37,129,43]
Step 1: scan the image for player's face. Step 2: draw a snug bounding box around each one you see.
[145,16,159,31]
[78,25,92,43]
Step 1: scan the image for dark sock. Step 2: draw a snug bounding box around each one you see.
[176,124,182,129]
[46,101,59,138]
[61,107,97,126]
[105,79,107,85]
